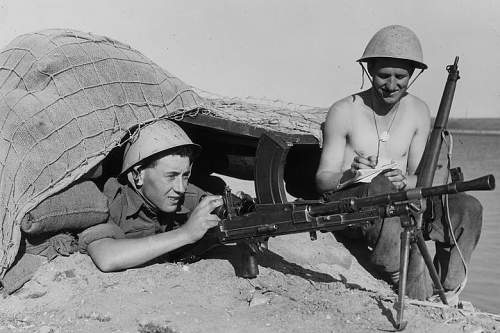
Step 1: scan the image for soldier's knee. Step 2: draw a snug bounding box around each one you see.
[464,194,482,217]
[369,174,397,195]
[450,193,483,232]
[461,194,482,223]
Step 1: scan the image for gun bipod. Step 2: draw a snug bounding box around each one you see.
[395,199,448,331]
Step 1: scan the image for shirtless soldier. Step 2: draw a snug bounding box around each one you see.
[316,25,482,301]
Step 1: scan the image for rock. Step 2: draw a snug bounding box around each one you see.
[24,289,48,299]
[267,233,352,268]
[459,300,475,312]
[464,326,484,333]
[267,233,391,294]
[38,326,54,333]
[137,318,178,333]
[249,292,270,307]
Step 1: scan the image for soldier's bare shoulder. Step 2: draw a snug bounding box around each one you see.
[399,93,431,129]
[329,93,367,115]
[402,93,431,115]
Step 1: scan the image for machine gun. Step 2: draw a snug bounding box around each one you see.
[214,175,493,242]
[181,174,495,277]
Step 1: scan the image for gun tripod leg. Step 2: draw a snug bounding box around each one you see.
[415,231,448,304]
[396,229,411,331]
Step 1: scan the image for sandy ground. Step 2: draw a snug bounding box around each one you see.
[1,232,498,333]
[1,177,498,333]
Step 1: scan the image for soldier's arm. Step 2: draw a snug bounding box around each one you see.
[87,195,222,272]
[406,100,431,188]
[316,101,353,193]
[87,228,194,272]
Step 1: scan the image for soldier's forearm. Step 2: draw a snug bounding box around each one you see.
[87,228,193,272]
[405,174,418,189]
[316,169,356,193]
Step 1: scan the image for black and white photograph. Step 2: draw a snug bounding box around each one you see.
[0,1,498,332]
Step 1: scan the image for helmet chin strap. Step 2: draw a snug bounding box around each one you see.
[359,62,372,89]
[358,62,425,94]
[127,168,161,214]
[359,63,386,107]
[407,68,424,89]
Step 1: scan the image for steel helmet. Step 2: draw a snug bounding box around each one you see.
[121,119,201,176]
[358,25,427,70]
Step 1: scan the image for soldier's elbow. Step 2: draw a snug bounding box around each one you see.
[315,172,330,193]
[87,239,122,272]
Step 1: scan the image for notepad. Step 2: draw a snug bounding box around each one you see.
[337,159,400,190]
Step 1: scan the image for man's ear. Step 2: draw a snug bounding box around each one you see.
[131,165,144,188]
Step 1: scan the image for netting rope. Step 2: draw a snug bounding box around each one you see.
[0,29,327,278]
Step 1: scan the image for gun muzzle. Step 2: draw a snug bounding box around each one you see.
[315,175,495,216]
[420,174,495,198]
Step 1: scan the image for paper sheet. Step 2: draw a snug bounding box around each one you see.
[337,159,400,190]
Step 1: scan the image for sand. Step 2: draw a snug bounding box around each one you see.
[1,233,498,333]
[1,176,498,333]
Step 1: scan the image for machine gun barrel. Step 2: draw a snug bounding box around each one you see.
[308,174,494,217]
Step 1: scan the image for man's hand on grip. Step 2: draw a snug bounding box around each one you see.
[181,195,223,244]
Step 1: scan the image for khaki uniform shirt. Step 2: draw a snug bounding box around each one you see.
[78,177,206,252]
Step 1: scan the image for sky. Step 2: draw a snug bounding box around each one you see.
[0,0,499,118]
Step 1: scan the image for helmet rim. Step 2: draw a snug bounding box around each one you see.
[120,120,201,176]
[357,25,427,70]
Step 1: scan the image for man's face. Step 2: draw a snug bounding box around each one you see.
[369,58,414,105]
[138,154,192,213]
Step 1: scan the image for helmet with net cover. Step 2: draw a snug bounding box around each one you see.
[358,25,427,70]
[121,119,201,176]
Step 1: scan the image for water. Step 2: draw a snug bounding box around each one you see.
[446,133,500,314]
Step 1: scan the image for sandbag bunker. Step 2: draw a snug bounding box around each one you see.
[0,29,325,291]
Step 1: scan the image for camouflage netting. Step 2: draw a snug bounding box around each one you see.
[0,29,326,279]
